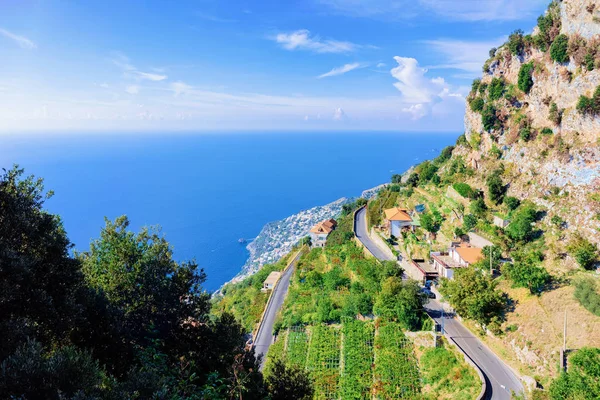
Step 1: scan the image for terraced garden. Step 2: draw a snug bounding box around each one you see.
[265,319,422,399]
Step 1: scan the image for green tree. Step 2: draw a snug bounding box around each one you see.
[265,360,314,400]
[374,278,424,331]
[550,34,570,63]
[439,267,505,326]
[488,77,505,101]
[504,196,521,212]
[518,62,535,93]
[470,198,488,218]
[463,214,478,231]
[482,104,499,131]
[568,235,598,270]
[486,173,505,205]
[508,29,525,55]
[549,348,600,399]
[502,260,551,294]
[406,172,420,188]
[469,97,485,112]
[418,161,439,183]
[505,203,537,243]
[420,211,442,234]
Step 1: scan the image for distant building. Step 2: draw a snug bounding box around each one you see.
[493,215,510,228]
[410,258,439,284]
[262,271,282,291]
[309,218,337,248]
[431,243,484,279]
[384,207,413,237]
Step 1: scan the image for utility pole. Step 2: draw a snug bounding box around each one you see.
[563,308,567,352]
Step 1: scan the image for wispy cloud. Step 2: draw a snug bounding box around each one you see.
[317,0,548,21]
[125,85,139,94]
[0,28,36,49]
[274,29,361,54]
[424,37,506,75]
[112,53,168,81]
[318,63,367,78]
[195,11,237,23]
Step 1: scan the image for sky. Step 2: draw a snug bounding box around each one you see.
[0,0,551,132]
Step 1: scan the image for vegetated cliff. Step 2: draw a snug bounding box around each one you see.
[443,0,600,383]
[463,0,600,248]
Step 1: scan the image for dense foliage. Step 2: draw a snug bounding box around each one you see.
[373,278,425,331]
[518,62,535,94]
[549,348,600,399]
[439,266,505,327]
[264,360,313,400]
[488,77,505,101]
[576,86,600,116]
[0,166,289,399]
[502,255,551,294]
[574,277,600,317]
[505,202,538,243]
[486,170,505,205]
[568,234,599,270]
[550,34,570,63]
[453,182,475,199]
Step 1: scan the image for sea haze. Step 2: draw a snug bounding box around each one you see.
[1,132,458,291]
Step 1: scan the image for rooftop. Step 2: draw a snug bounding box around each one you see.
[455,246,484,264]
[310,218,337,234]
[384,207,412,222]
[264,271,282,286]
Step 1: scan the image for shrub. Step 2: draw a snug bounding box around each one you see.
[482,105,498,131]
[518,62,535,93]
[502,260,551,294]
[550,34,570,63]
[463,214,477,231]
[577,85,600,116]
[470,198,488,218]
[478,82,488,95]
[453,183,475,198]
[574,277,600,317]
[585,53,595,71]
[505,203,538,243]
[519,126,532,141]
[434,146,454,165]
[486,172,505,205]
[541,127,554,135]
[504,196,521,211]
[549,102,562,125]
[471,78,481,93]
[489,145,502,160]
[549,348,600,399]
[508,29,525,56]
[568,235,598,270]
[488,77,505,101]
[469,97,485,112]
[456,134,468,147]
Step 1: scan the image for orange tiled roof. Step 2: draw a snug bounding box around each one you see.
[455,246,483,264]
[310,218,337,234]
[384,207,412,222]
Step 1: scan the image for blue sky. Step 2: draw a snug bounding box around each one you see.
[0,0,550,132]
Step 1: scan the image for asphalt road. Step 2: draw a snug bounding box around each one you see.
[353,207,524,400]
[253,251,302,370]
[354,207,395,261]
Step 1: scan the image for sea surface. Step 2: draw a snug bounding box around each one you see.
[1,132,458,291]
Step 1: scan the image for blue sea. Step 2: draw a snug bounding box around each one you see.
[1,132,457,291]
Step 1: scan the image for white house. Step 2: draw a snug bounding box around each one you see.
[309,219,337,248]
[493,215,510,228]
[431,244,483,279]
[384,207,413,237]
[262,271,281,291]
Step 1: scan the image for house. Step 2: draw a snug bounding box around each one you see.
[309,218,337,248]
[262,271,282,291]
[431,243,484,279]
[384,207,413,237]
[410,258,439,284]
[493,215,510,228]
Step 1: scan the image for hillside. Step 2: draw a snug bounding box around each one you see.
[365,0,600,394]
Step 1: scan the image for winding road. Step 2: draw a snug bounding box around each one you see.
[253,250,302,370]
[354,207,524,400]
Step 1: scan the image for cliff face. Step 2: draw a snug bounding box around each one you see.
[462,0,600,245]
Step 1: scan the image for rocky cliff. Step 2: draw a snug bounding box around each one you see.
[462,0,600,246]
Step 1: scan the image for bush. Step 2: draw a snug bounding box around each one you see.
[541,127,554,135]
[456,134,468,147]
[577,85,600,116]
[482,105,498,131]
[471,79,481,93]
[508,29,525,56]
[486,173,505,205]
[469,97,485,112]
[470,198,488,218]
[489,145,502,160]
[463,214,478,231]
[488,77,505,101]
[504,196,521,211]
[434,146,454,165]
[502,260,551,294]
[478,83,488,95]
[549,102,563,125]
[505,203,538,243]
[549,348,600,400]
[568,235,598,270]
[535,2,561,52]
[453,183,475,198]
[550,34,570,63]
[519,126,532,141]
[518,62,535,93]
[574,277,600,317]
[374,278,425,330]
[418,161,439,183]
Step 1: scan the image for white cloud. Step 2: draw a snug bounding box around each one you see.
[112,53,168,81]
[333,107,347,121]
[376,62,387,68]
[424,37,506,75]
[125,85,139,94]
[171,81,192,96]
[318,63,367,79]
[274,29,360,53]
[134,71,168,81]
[391,56,463,119]
[317,0,548,21]
[0,28,36,49]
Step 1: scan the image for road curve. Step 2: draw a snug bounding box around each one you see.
[354,207,524,400]
[254,251,302,370]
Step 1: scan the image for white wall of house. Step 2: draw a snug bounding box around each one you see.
[310,232,329,247]
[433,259,454,279]
[390,220,411,237]
[450,248,469,267]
